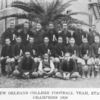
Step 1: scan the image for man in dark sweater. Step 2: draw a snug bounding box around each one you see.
[26,37,38,57]
[17,51,37,79]
[56,53,80,80]
[1,19,17,45]
[1,38,13,75]
[55,36,66,57]
[79,38,91,78]
[46,22,58,44]
[91,36,100,58]
[66,37,79,57]
[62,23,71,44]
[79,38,91,59]
[38,36,53,57]
[65,38,79,73]
[33,23,45,45]
[13,37,25,59]
[91,36,100,77]
[16,22,31,45]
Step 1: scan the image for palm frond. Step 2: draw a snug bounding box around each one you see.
[68,12,90,16]
[69,18,90,26]
[0,13,29,20]
[11,0,80,26]
[11,1,32,12]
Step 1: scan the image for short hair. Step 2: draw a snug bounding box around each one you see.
[24,21,29,24]
[58,36,63,39]
[44,36,49,39]
[5,38,10,41]
[25,51,30,55]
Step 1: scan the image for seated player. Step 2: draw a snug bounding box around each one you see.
[0,38,14,76]
[26,37,39,59]
[79,38,91,78]
[13,36,25,67]
[66,37,79,74]
[55,36,66,57]
[38,53,55,78]
[54,36,66,71]
[14,51,38,79]
[91,36,100,78]
[56,53,80,80]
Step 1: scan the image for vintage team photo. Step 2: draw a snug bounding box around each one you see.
[0,0,100,88]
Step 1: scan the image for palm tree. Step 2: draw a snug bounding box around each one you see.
[10,0,76,25]
[0,0,90,27]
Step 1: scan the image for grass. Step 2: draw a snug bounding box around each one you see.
[0,75,100,88]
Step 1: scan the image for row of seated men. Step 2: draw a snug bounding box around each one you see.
[1,34,100,80]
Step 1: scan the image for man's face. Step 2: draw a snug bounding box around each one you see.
[44,37,49,44]
[29,37,34,43]
[43,54,49,62]
[94,36,100,43]
[5,39,11,45]
[70,38,75,45]
[25,52,31,58]
[58,37,63,44]
[63,23,68,29]
[16,37,22,43]
[10,21,15,29]
[82,38,88,44]
[64,53,70,61]
[24,22,29,29]
[36,23,42,30]
[49,23,54,29]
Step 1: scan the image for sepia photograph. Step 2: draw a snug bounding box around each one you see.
[0,0,100,88]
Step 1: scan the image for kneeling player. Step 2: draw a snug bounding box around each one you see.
[0,38,14,76]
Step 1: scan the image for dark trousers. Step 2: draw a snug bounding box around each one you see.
[1,59,6,75]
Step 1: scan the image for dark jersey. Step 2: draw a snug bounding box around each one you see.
[60,59,75,72]
[1,45,13,57]
[79,43,91,57]
[1,28,17,45]
[38,43,53,56]
[55,43,66,57]
[34,29,45,45]
[20,57,35,72]
[91,43,100,58]
[26,43,38,57]
[66,44,79,56]
[13,43,25,56]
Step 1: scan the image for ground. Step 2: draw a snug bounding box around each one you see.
[0,76,100,88]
